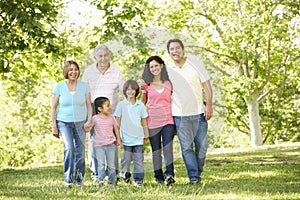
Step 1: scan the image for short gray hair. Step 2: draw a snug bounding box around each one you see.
[94,44,111,57]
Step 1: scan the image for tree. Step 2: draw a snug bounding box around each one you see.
[88,0,300,146]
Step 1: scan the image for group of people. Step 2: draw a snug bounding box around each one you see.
[51,39,213,187]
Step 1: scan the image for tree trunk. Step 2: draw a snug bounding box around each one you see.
[247,95,263,147]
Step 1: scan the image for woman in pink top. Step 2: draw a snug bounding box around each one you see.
[88,97,123,186]
[141,56,176,185]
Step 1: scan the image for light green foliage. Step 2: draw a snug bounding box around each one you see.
[0,0,299,167]
[152,0,300,145]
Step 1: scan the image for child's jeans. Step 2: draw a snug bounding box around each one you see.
[120,145,144,183]
[95,144,117,185]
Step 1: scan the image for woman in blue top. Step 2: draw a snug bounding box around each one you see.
[51,60,92,186]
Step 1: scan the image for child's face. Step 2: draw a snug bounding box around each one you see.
[98,100,111,115]
[149,60,163,77]
[126,86,136,99]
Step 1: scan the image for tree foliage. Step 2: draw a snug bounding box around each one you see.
[85,0,299,146]
[0,0,299,167]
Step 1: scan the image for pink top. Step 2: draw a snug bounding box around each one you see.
[142,80,174,129]
[92,114,118,146]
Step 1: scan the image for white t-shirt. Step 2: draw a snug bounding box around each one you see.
[167,57,210,116]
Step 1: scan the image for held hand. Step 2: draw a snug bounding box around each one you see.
[139,79,147,90]
[84,121,92,132]
[143,136,149,144]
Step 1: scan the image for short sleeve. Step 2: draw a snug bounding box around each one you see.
[53,83,62,96]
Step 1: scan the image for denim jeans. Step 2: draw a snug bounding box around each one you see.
[57,120,86,185]
[88,131,98,178]
[95,144,117,185]
[88,129,119,179]
[120,145,144,183]
[149,124,175,181]
[174,114,208,182]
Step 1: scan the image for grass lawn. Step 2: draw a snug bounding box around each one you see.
[0,142,299,199]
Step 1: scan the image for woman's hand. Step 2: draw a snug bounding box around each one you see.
[52,126,59,138]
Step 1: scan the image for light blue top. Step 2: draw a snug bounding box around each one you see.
[53,80,91,122]
[114,100,148,146]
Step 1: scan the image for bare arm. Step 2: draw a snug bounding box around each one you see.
[85,92,93,122]
[141,92,147,105]
[84,92,93,132]
[51,94,59,138]
[141,118,149,144]
[202,80,213,120]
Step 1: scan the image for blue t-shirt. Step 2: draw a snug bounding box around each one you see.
[53,80,91,122]
[114,100,148,146]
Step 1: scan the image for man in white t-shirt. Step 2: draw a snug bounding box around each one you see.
[166,39,213,184]
[82,44,125,181]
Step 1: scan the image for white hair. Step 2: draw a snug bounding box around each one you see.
[93,44,111,57]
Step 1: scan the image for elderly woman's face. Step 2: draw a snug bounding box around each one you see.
[68,64,79,80]
[95,49,110,68]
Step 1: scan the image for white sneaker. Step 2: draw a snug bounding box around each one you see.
[133,181,142,187]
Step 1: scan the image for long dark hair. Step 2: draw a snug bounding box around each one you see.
[142,56,169,84]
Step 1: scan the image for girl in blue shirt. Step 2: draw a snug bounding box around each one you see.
[51,60,92,186]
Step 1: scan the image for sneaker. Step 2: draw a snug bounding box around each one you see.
[98,181,104,186]
[121,172,131,183]
[65,182,73,187]
[187,179,200,185]
[166,176,175,186]
[133,181,142,187]
[76,182,83,187]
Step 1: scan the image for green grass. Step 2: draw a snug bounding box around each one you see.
[1,142,299,200]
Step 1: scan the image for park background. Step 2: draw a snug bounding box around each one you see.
[0,0,299,199]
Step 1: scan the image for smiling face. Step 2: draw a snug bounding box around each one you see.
[95,48,110,69]
[68,64,79,80]
[168,42,185,63]
[126,85,136,99]
[98,100,111,115]
[149,60,163,77]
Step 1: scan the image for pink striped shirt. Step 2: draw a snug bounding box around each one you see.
[142,80,174,129]
[92,114,118,146]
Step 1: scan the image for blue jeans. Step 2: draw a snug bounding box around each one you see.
[88,130,119,179]
[174,114,208,182]
[57,120,86,185]
[121,145,144,183]
[149,124,175,181]
[95,144,117,185]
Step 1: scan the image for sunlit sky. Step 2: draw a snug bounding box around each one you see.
[64,0,103,26]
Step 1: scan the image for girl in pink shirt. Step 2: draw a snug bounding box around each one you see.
[90,97,123,186]
[141,56,176,185]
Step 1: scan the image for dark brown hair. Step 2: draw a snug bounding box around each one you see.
[142,56,169,84]
[123,80,140,98]
[167,38,185,53]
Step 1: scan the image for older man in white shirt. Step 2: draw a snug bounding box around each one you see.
[82,44,125,181]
